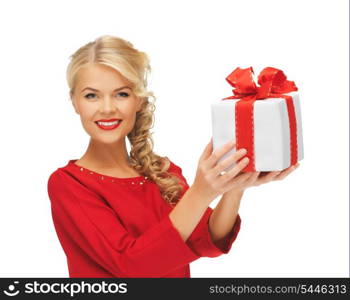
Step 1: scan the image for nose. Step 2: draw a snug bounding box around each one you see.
[99,96,117,114]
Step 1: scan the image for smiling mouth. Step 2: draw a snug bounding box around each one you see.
[95,120,122,130]
[95,120,122,126]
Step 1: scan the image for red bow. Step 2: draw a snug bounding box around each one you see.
[223,66,298,101]
[222,67,299,172]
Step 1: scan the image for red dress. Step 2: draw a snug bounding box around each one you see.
[47,159,241,278]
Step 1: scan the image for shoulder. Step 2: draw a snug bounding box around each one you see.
[47,169,69,197]
[164,156,183,174]
[47,160,75,189]
[47,167,103,212]
[164,156,188,183]
[47,167,70,186]
[47,168,87,199]
[47,168,63,190]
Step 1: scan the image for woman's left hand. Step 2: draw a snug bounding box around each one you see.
[224,162,300,194]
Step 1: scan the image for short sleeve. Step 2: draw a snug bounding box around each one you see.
[47,170,200,278]
[169,160,242,257]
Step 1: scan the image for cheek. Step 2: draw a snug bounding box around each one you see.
[122,114,137,131]
[78,104,96,121]
[120,103,139,120]
[78,109,98,132]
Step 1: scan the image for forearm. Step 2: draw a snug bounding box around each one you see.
[208,189,244,243]
[169,186,212,242]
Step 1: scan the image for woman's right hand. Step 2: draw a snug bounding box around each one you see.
[192,137,253,202]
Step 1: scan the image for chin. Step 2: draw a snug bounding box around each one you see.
[100,136,125,144]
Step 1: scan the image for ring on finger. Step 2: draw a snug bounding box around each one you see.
[219,170,227,176]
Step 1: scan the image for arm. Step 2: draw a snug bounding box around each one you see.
[169,185,211,242]
[208,189,243,247]
[169,162,242,257]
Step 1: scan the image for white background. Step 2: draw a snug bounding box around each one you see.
[0,0,348,277]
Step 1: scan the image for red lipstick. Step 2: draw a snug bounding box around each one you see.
[96,118,121,122]
[95,119,122,131]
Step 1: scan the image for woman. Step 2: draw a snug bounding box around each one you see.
[47,35,299,278]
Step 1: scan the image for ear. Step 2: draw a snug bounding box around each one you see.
[136,97,144,112]
[70,91,80,115]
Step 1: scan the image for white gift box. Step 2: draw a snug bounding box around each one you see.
[211,91,304,172]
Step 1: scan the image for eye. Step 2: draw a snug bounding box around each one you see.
[84,93,97,99]
[117,91,130,98]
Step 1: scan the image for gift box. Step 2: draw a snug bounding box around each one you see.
[211,66,304,172]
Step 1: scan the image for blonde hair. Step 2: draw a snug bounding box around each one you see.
[66,35,185,206]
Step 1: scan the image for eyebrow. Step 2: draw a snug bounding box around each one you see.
[80,86,131,93]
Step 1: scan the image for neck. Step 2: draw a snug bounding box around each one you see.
[79,138,131,170]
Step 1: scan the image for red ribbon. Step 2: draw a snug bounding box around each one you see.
[222,67,298,172]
